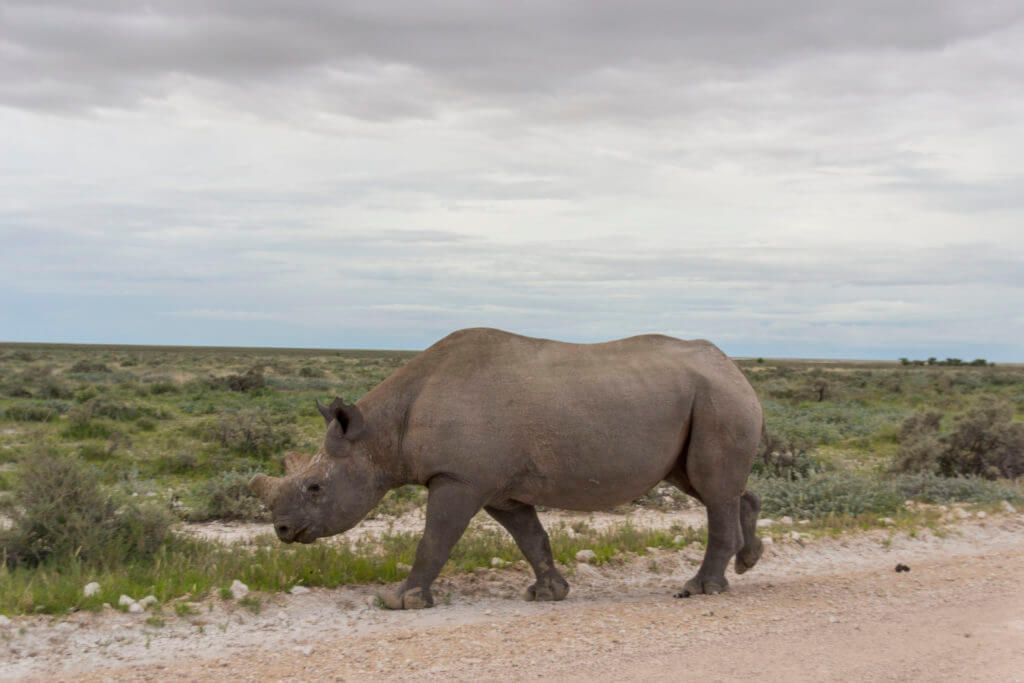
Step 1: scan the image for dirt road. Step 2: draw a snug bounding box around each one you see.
[4,514,1024,681]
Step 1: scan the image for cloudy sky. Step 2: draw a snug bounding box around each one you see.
[2,1,1023,360]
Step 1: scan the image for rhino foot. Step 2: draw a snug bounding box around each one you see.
[735,537,763,575]
[378,585,434,610]
[522,574,569,602]
[674,576,727,598]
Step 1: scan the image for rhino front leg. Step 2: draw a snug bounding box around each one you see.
[676,495,743,597]
[379,476,482,609]
[485,502,569,602]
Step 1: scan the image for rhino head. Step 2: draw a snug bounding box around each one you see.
[249,398,387,544]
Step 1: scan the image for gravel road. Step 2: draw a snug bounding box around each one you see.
[3,512,1023,682]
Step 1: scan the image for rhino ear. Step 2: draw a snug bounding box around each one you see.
[283,451,313,475]
[327,397,365,441]
[315,399,332,426]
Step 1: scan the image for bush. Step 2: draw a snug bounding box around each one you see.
[893,400,1024,479]
[204,408,293,457]
[68,360,111,374]
[298,366,325,378]
[0,451,173,568]
[753,432,821,480]
[206,366,266,392]
[186,472,268,522]
[2,401,69,422]
[751,471,904,519]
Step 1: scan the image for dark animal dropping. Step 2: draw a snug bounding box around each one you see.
[895,563,910,572]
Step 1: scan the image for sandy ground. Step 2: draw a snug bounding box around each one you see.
[3,510,1023,682]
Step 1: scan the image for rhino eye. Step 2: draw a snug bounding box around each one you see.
[306,483,321,494]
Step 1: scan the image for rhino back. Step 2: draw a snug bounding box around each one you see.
[368,328,757,510]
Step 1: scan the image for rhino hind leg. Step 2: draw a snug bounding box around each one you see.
[675,495,744,598]
[485,502,569,602]
[379,477,483,610]
[735,490,763,575]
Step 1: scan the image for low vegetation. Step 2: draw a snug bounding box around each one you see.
[0,343,1021,616]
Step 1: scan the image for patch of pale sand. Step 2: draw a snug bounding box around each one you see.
[178,506,708,546]
[3,513,1022,681]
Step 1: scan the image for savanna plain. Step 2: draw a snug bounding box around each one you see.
[1,343,1023,680]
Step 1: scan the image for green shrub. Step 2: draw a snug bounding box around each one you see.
[0,451,173,568]
[893,400,1024,479]
[752,471,905,519]
[68,360,111,374]
[753,432,822,480]
[2,401,68,422]
[204,408,293,457]
[298,366,325,378]
[186,472,268,522]
[206,366,266,392]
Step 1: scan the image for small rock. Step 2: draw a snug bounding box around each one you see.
[954,508,969,519]
[128,603,144,614]
[575,549,598,564]
[672,534,685,544]
[828,615,839,623]
[1002,501,1017,514]
[975,511,986,519]
[118,595,136,608]
[645,547,658,554]
[574,563,601,580]
[289,586,310,595]
[798,520,810,526]
[139,596,158,608]
[761,536,774,545]
[490,557,506,568]
[102,603,112,611]
[756,519,774,528]
[230,580,249,599]
[83,582,101,598]
[779,516,794,526]
[878,517,896,526]
[294,645,314,656]
[395,562,412,573]
[0,615,11,627]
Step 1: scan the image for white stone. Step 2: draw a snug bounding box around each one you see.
[294,645,314,656]
[139,595,158,608]
[779,516,794,526]
[575,549,598,564]
[230,580,249,599]
[645,547,658,553]
[128,602,144,614]
[798,520,810,526]
[761,536,774,545]
[1002,501,1018,514]
[395,562,412,573]
[878,517,896,526]
[828,615,839,623]
[574,563,601,580]
[289,585,310,595]
[83,582,101,598]
[954,507,969,519]
[0,615,11,627]
[490,557,506,568]
[756,519,774,528]
[976,511,986,519]
[118,595,136,608]
[672,534,685,544]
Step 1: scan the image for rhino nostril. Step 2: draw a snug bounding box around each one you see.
[276,524,289,536]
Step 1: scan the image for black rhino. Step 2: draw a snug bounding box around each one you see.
[250,328,765,608]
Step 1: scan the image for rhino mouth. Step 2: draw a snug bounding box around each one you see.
[294,526,318,544]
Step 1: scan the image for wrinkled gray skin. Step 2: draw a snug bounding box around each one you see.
[250,328,764,609]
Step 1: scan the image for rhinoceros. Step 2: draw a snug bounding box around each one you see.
[250,328,764,609]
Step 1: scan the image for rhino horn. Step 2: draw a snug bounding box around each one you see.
[283,451,313,475]
[249,473,283,505]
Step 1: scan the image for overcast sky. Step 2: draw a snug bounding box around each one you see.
[2,1,1023,360]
